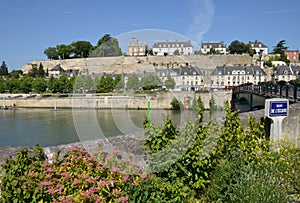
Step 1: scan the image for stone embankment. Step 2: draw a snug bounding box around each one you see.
[1,91,232,110]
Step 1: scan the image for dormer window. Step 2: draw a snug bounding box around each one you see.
[193,71,196,75]
[184,72,187,75]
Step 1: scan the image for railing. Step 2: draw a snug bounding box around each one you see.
[234,83,300,103]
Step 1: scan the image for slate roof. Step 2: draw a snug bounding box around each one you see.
[156,67,202,76]
[152,40,193,48]
[249,40,268,48]
[51,64,65,72]
[275,65,300,75]
[128,38,146,47]
[201,41,226,49]
[211,65,266,76]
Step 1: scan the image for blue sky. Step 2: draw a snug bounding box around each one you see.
[0,0,300,70]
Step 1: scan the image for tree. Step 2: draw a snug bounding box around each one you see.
[228,40,250,54]
[140,74,162,90]
[37,63,45,77]
[97,34,112,47]
[74,75,96,92]
[44,47,59,60]
[71,41,93,58]
[33,77,47,93]
[115,76,125,91]
[56,44,72,59]
[0,77,6,93]
[9,70,22,79]
[0,61,9,76]
[90,37,122,57]
[97,75,115,93]
[272,40,288,56]
[164,75,176,89]
[173,49,180,55]
[126,74,139,90]
[19,76,33,93]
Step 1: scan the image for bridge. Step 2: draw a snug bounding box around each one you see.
[232,82,300,112]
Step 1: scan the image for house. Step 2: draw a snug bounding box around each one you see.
[274,65,300,82]
[155,67,204,91]
[210,65,267,88]
[49,64,66,78]
[152,40,193,56]
[200,41,227,54]
[284,50,299,62]
[249,40,268,56]
[128,38,147,56]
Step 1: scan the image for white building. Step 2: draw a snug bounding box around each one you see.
[249,40,268,56]
[274,65,300,82]
[152,40,193,56]
[200,41,227,54]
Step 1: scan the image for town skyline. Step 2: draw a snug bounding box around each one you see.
[0,0,300,70]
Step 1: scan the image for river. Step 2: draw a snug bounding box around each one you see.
[0,108,224,147]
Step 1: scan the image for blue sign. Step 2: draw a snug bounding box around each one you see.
[269,101,288,117]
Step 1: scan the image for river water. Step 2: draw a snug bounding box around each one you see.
[0,108,224,147]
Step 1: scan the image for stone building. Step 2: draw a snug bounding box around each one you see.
[200,41,227,54]
[274,65,300,82]
[249,40,268,56]
[210,65,267,88]
[284,50,299,62]
[127,38,147,56]
[152,40,193,56]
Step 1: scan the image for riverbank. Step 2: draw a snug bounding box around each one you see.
[0,91,232,110]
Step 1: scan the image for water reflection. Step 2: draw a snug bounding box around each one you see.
[0,108,224,147]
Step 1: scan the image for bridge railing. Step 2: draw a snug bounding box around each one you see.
[234,82,300,103]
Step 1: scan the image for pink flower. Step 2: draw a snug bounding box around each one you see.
[119,196,129,203]
[122,174,129,181]
[28,171,35,177]
[98,181,106,187]
[111,167,117,173]
[89,187,98,193]
[113,188,120,195]
[40,181,52,188]
[68,146,78,151]
[113,147,121,153]
[97,164,104,171]
[47,167,54,173]
[107,178,115,186]
[72,179,78,185]
[86,177,94,183]
[47,188,55,195]
[141,173,148,179]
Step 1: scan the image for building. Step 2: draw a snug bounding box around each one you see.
[249,40,268,56]
[274,65,300,82]
[200,41,227,54]
[127,38,147,56]
[152,40,193,56]
[210,65,267,88]
[49,64,66,78]
[284,50,299,62]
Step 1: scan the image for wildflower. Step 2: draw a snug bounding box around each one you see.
[113,147,121,153]
[72,179,79,185]
[119,196,129,203]
[122,174,129,181]
[86,177,94,183]
[68,146,78,151]
[47,167,54,173]
[47,188,56,195]
[89,187,98,193]
[40,181,52,188]
[113,188,120,195]
[98,181,106,187]
[141,173,148,179]
[107,178,115,186]
[97,164,105,171]
[111,167,117,173]
[28,171,35,177]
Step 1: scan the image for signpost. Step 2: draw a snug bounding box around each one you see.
[265,98,289,151]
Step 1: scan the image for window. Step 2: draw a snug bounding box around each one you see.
[182,76,185,80]
[184,72,187,75]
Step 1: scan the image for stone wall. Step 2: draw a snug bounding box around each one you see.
[2,91,232,110]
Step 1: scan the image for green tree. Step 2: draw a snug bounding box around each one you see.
[164,75,176,89]
[228,40,250,54]
[19,76,33,93]
[56,44,72,59]
[43,47,59,60]
[126,74,139,90]
[0,77,5,92]
[9,70,22,79]
[97,34,112,47]
[272,40,288,55]
[140,74,162,90]
[33,77,47,93]
[74,75,96,92]
[97,75,115,93]
[173,49,180,55]
[90,37,122,57]
[0,61,9,76]
[37,63,45,77]
[115,76,125,91]
[71,41,93,58]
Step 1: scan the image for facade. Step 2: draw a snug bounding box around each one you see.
[128,38,147,56]
[49,64,66,78]
[200,41,227,54]
[249,40,268,56]
[210,65,267,88]
[274,65,300,82]
[152,40,193,56]
[284,50,299,62]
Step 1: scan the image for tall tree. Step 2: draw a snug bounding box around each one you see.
[164,75,176,89]
[56,44,72,59]
[71,41,93,58]
[90,36,122,57]
[272,40,288,56]
[44,47,59,60]
[97,34,112,47]
[126,74,139,90]
[228,40,250,54]
[0,61,9,76]
[97,75,115,93]
[140,74,162,90]
[37,63,45,77]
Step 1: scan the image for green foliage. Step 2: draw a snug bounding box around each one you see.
[126,74,139,90]
[209,95,217,111]
[273,39,288,55]
[71,41,93,58]
[114,76,125,91]
[32,77,48,93]
[164,75,176,89]
[170,98,182,110]
[140,75,162,90]
[0,61,9,76]
[173,49,180,55]
[264,60,273,67]
[90,35,122,57]
[228,40,251,54]
[43,47,59,60]
[56,44,72,59]
[97,75,115,93]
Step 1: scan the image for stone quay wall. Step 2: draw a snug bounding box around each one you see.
[1,91,232,110]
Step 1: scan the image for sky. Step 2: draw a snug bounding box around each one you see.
[0,0,300,71]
